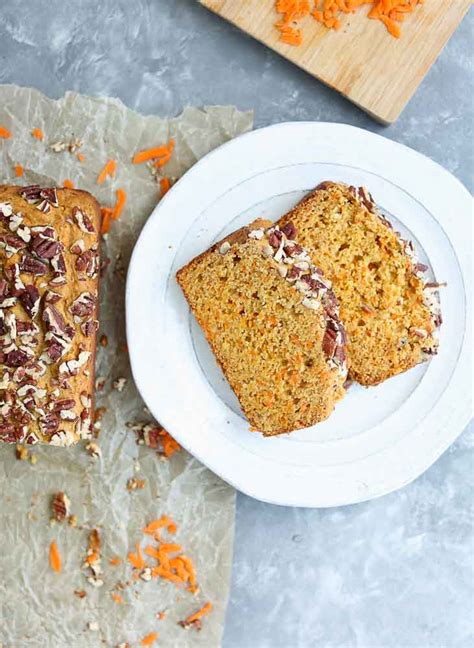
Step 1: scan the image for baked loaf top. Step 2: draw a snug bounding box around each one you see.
[0,185,100,445]
[278,182,442,386]
[177,219,348,435]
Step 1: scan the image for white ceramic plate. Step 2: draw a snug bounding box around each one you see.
[126,122,472,507]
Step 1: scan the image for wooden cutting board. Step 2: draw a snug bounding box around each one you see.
[199,0,471,123]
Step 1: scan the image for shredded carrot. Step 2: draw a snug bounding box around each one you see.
[86,551,99,565]
[128,542,146,570]
[144,545,161,560]
[31,127,44,141]
[14,164,24,177]
[109,556,122,566]
[161,430,181,458]
[96,159,117,185]
[76,152,85,163]
[275,0,425,41]
[49,540,62,573]
[169,557,189,582]
[132,139,175,165]
[152,565,183,585]
[0,126,11,139]
[160,177,171,197]
[157,611,166,620]
[181,602,213,627]
[142,515,177,536]
[63,179,74,189]
[111,592,124,604]
[179,555,197,590]
[158,543,182,554]
[112,188,127,220]
[141,632,159,646]
[100,207,113,235]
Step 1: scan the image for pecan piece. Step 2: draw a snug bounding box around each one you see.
[4,349,30,368]
[283,243,303,257]
[51,491,71,522]
[72,207,95,234]
[40,413,60,435]
[31,232,61,259]
[268,230,283,249]
[19,255,48,275]
[19,285,41,318]
[280,221,297,240]
[70,293,95,318]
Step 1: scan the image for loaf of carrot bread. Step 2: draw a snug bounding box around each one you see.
[176,219,348,435]
[0,185,100,445]
[278,182,442,386]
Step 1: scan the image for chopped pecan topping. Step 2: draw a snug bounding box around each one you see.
[51,252,66,274]
[51,491,71,522]
[20,186,58,212]
[43,305,74,340]
[31,230,61,260]
[40,413,60,435]
[19,285,40,318]
[81,319,98,337]
[72,207,95,234]
[268,230,283,248]
[280,221,297,240]
[44,290,61,304]
[70,292,95,318]
[283,243,303,256]
[19,255,48,275]
[3,349,30,368]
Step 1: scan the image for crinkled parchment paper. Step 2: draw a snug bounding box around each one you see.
[0,85,253,648]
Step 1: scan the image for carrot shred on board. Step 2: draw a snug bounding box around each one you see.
[14,164,24,177]
[101,207,113,235]
[63,179,74,189]
[109,556,122,566]
[160,177,171,197]
[96,159,117,185]
[76,152,85,163]
[49,540,62,573]
[111,592,124,604]
[0,126,11,139]
[141,632,159,646]
[112,188,126,220]
[132,139,175,165]
[31,127,44,140]
[275,0,425,41]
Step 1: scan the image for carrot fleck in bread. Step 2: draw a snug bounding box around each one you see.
[176,219,348,435]
[0,185,100,445]
[278,182,442,386]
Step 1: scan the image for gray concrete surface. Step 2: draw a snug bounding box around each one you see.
[1,2,472,646]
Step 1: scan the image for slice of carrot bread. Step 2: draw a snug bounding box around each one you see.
[176,220,348,435]
[278,182,442,386]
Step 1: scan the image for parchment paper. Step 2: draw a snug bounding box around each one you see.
[0,85,253,647]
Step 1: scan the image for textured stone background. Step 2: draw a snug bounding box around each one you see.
[1,1,473,647]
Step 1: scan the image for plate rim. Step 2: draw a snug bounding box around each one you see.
[126,121,473,507]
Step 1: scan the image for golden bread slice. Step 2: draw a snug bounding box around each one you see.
[278,182,441,386]
[177,219,348,435]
